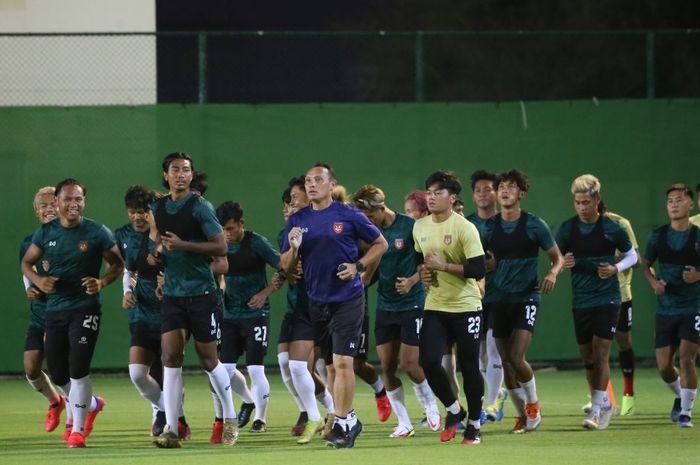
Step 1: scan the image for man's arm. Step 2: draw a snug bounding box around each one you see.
[337,233,388,281]
[161,231,227,256]
[643,258,666,295]
[82,245,125,295]
[540,245,564,294]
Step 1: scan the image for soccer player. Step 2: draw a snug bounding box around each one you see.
[404,191,429,220]
[21,187,66,433]
[352,185,441,438]
[690,182,700,227]
[214,201,282,434]
[281,162,388,448]
[556,174,637,430]
[21,179,124,448]
[485,169,563,434]
[414,170,486,445]
[150,152,237,448]
[643,183,700,428]
[466,170,508,422]
[600,200,641,416]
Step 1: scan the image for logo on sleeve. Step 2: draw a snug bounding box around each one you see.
[394,238,404,250]
[332,223,344,234]
[443,235,452,245]
[78,241,89,252]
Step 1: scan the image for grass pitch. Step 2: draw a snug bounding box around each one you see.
[0,368,698,465]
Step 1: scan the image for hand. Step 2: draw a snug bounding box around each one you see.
[271,272,285,290]
[288,227,303,250]
[36,275,58,294]
[651,279,666,295]
[419,265,436,287]
[563,252,576,269]
[248,292,267,309]
[161,231,186,251]
[336,263,357,281]
[155,272,165,300]
[395,276,415,295]
[485,252,496,272]
[81,276,103,295]
[683,265,700,284]
[25,287,42,300]
[424,251,446,272]
[122,291,136,309]
[539,272,557,294]
[597,262,617,279]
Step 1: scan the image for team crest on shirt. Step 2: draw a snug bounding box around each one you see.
[444,234,452,245]
[332,223,344,234]
[41,260,50,272]
[78,241,89,252]
[394,238,404,250]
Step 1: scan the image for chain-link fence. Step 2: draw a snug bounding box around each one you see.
[1,30,698,106]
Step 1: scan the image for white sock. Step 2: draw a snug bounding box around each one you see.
[591,389,608,415]
[179,386,186,419]
[69,376,92,434]
[446,400,461,415]
[509,387,526,417]
[680,388,697,416]
[441,353,460,397]
[479,340,488,374]
[207,362,236,420]
[316,388,335,414]
[278,352,305,411]
[371,377,385,394]
[60,382,73,421]
[248,365,269,422]
[316,358,328,385]
[164,367,183,432]
[667,377,681,397]
[412,379,438,411]
[289,359,321,421]
[519,377,538,404]
[224,363,254,404]
[485,331,504,406]
[346,409,358,429]
[212,390,223,419]
[128,364,164,410]
[27,372,60,403]
[467,419,481,430]
[387,386,412,427]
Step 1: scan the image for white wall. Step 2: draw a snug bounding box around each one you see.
[0,0,157,105]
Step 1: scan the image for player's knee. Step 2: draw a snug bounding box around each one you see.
[23,358,42,379]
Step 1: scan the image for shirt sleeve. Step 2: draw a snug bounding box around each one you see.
[253,233,281,269]
[281,216,295,253]
[98,224,117,251]
[555,221,570,253]
[31,225,45,249]
[620,218,639,250]
[532,216,555,251]
[461,220,485,259]
[351,207,381,244]
[609,220,633,253]
[194,197,224,239]
[644,230,659,263]
[413,222,423,254]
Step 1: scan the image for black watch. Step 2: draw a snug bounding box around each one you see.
[355,261,366,273]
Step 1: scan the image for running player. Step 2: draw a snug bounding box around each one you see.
[21,178,124,448]
[557,175,637,429]
[151,152,237,448]
[466,170,508,422]
[414,170,486,445]
[20,187,65,433]
[281,162,388,448]
[643,183,699,428]
[353,185,441,438]
[215,201,281,434]
[485,169,563,434]
[404,191,429,220]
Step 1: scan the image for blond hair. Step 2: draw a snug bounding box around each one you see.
[352,184,386,210]
[332,185,349,204]
[571,174,601,197]
[33,186,55,210]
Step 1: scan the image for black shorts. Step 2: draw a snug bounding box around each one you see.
[655,313,700,348]
[617,300,633,333]
[279,312,316,345]
[161,293,220,343]
[375,308,423,346]
[44,306,101,386]
[572,305,620,345]
[220,316,269,365]
[356,301,371,359]
[492,300,539,339]
[129,323,161,354]
[481,302,495,335]
[419,310,482,370]
[309,293,364,358]
[24,325,45,352]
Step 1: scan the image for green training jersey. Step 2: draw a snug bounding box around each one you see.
[31,217,116,312]
[376,213,424,312]
[645,225,700,315]
[20,234,47,328]
[120,225,161,326]
[152,193,222,297]
[223,231,280,320]
[467,212,495,303]
[556,215,632,309]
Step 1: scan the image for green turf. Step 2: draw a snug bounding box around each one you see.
[0,368,698,464]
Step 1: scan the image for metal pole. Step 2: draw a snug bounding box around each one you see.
[415,31,424,102]
[198,32,208,104]
[645,32,655,99]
